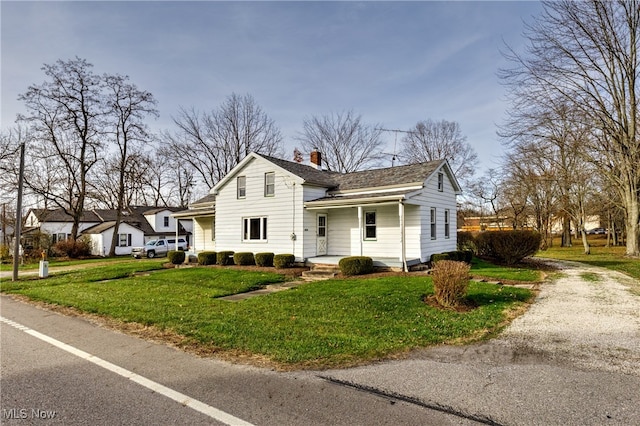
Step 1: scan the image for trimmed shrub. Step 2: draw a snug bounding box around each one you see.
[233,252,255,266]
[217,250,235,266]
[168,250,185,265]
[457,231,476,254]
[274,253,295,269]
[338,256,374,276]
[430,250,473,264]
[475,230,542,265]
[255,252,274,267]
[431,260,470,308]
[51,237,92,258]
[197,251,217,265]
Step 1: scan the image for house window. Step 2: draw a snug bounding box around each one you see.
[264,172,275,197]
[364,211,376,240]
[243,217,268,241]
[117,233,132,247]
[444,209,450,239]
[163,216,169,227]
[438,172,444,192]
[211,218,216,241]
[56,233,66,243]
[430,208,437,240]
[237,176,246,199]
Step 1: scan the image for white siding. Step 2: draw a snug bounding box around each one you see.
[41,222,100,237]
[302,185,330,258]
[144,210,178,233]
[214,158,306,260]
[408,168,458,262]
[193,216,216,252]
[89,223,144,256]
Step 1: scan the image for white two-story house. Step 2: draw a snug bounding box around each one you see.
[177,150,462,270]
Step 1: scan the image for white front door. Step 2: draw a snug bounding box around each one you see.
[316,214,327,256]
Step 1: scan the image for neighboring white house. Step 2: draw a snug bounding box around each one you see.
[176,151,462,270]
[24,206,190,256]
[82,221,146,256]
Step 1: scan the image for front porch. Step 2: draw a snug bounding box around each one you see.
[305,255,422,271]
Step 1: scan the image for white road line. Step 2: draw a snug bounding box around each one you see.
[0,316,254,426]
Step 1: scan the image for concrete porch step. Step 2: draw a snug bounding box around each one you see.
[301,265,340,281]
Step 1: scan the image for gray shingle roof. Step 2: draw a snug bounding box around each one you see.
[260,154,444,192]
[332,160,445,191]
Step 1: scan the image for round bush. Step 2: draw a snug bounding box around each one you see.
[431,260,470,308]
[255,252,274,267]
[233,252,255,266]
[475,230,541,265]
[197,251,217,265]
[274,254,295,269]
[338,256,374,276]
[168,250,185,265]
[217,251,235,266]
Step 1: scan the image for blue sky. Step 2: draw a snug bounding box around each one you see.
[1,1,542,172]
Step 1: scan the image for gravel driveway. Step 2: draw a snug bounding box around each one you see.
[316,260,640,425]
[497,259,640,376]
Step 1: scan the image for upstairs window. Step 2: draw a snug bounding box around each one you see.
[264,172,275,197]
[364,211,376,240]
[430,208,437,240]
[237,176,246,199]
[437,172,444,192]
[163,216,169,227]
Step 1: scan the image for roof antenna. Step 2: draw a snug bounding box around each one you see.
[376,128,410,167]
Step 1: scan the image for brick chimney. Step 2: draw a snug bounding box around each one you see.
[310,149,322,169]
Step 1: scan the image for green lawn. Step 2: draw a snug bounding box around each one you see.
[2,263,532,369]
[470,257,543,282]
[0,256,144,272]
[536,236,640,281]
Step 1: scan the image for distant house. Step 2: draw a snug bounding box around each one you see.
[175,151,462,270]
[23,206,190,256]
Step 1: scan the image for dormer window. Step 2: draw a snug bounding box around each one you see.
[264,172,275,197]
[438,172,444,192]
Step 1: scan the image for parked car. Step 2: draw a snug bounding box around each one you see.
[132,238,188,258]
[586,228,607,235]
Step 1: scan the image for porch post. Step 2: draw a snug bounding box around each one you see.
[399,201,407,272]
[357,206,363,256]
[175,219,179,251]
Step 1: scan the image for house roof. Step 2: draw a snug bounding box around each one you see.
[191,193,217,207]
[28,206,189,236]
[82,221,144,235]
[331,160,446,192]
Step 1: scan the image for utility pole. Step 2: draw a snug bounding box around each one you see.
[12,141,25,282]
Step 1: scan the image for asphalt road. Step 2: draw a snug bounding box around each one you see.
[0,295,473,425]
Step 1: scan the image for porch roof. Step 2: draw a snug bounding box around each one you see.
[171,208,216,219]
[304,189,420,209]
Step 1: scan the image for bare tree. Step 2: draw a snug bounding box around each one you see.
[501,0,640,256]
[102,74,158,255]
[295,110,385,173]
[166,93,283,190]
[400,119,478,186]
[18,57,104,239]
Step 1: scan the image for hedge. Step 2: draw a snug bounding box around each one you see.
[431,250,473,264]
[233,252,255,266]
[255,252,274,267]
[197,251,217,265]
[217,251,235,266]
[274,254,295,269]
[475,230,541,265]
[168,250,185,265]
[338,256,374,276]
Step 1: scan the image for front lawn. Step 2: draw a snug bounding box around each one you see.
[537,236,640,281]
[2,264,533,369]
